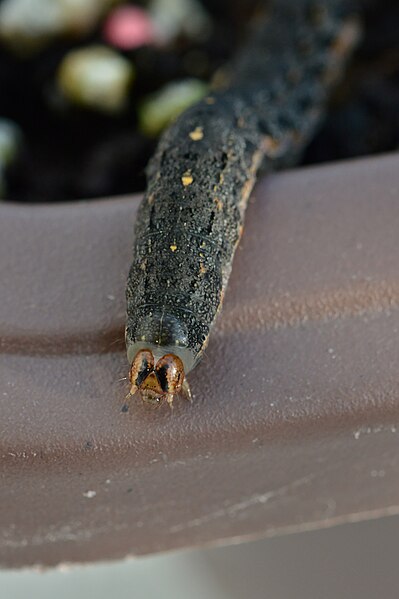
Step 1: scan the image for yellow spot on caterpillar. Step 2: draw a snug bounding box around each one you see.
[141,335,146,341]
[170,243,178,252]
[199,262,206,275]
[147,193,155,205]
[214,197,223,211]
[189,126,203,141]
[213,173,224,192]
[182,171,193,186]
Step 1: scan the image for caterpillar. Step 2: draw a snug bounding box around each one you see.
[125,0,360,406]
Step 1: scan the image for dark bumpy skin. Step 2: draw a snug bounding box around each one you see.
[126,0,360,375]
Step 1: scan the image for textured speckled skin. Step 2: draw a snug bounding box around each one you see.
[126,0,359,369]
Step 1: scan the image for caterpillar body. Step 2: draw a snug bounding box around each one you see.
[125,0,360,405]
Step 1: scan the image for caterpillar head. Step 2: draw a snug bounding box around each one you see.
[127,349,188,406]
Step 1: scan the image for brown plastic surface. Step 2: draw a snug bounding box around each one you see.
[1,153,399,568]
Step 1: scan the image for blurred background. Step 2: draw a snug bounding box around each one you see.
[3,515,399,599]
[0,0,398,203]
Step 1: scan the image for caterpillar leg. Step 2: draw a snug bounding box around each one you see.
[166,393,174,409]
[166,380,191,408]
[125,384,137,400]
[182,378,192,402]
